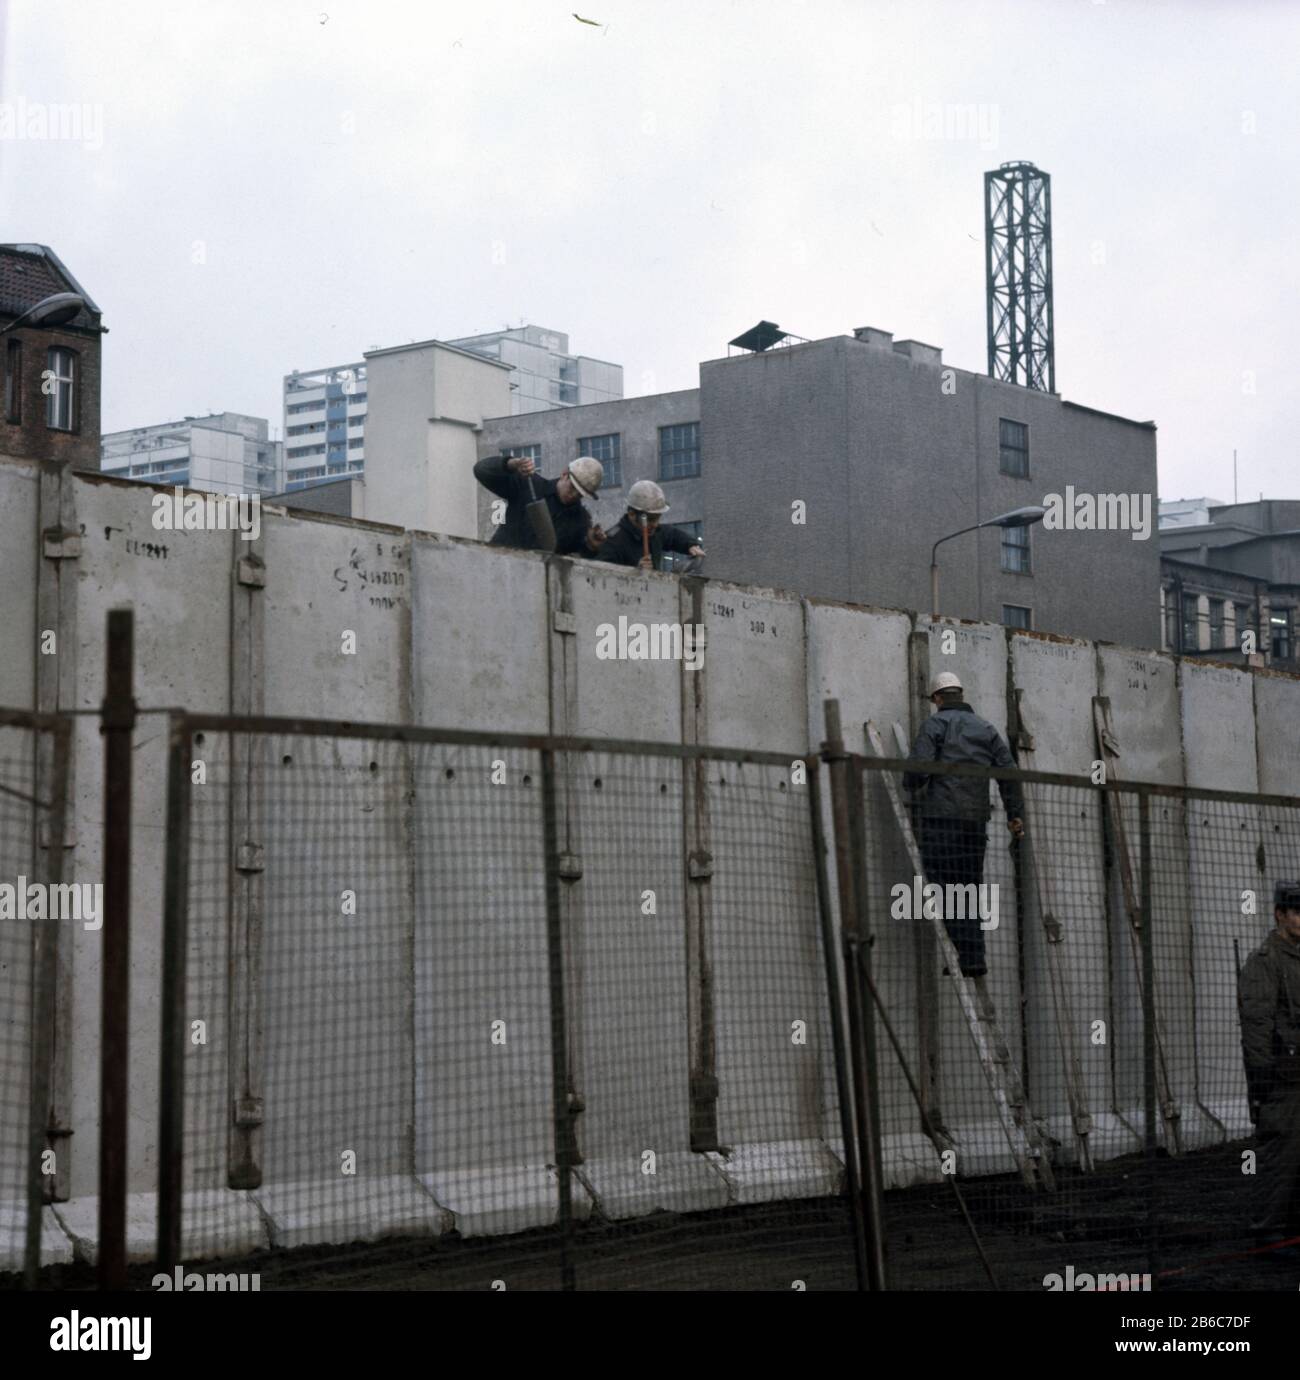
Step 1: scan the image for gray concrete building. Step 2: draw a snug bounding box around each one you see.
[481,326,1160,646]
[446,324,622,414]
[1159,499,1300,670]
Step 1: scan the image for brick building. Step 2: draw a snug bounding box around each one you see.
[0,244,105,467]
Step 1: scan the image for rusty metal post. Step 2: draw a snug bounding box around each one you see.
[24,715,71,1288]
[540,748,577,1290]
[1138,789,1160,1282]
[822,699,887,1289]
[806,755,869,1290]
[157,715,193,1273]
[100,609,135,1289]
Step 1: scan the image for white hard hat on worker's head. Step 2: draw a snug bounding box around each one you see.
[930,671,963,696]
[566,456,603,499]
[626,479,670,515]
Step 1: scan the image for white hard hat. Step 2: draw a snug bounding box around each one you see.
[627,479,669,515]
[930,671,963,695]
[567,456,603,498]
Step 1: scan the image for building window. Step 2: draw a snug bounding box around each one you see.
[504,443,542,474]
[1208,598,1225,650]
[1271,611,1293,663]
[1182,594,1199,653]
[287,401,322,416]
[1002,604,1032,630]
[659,422,700,480]
[1163,590,1179,652]
[1234,602,1254,650]
[4,339,20,423]
[1000,523,1031,573]
[348,437,364,450]
[44,347,76,431]
[664,520,703,573]
[999,419,1029,478]
[578,433,621,487]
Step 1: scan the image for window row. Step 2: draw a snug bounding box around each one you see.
[500,423,701,486]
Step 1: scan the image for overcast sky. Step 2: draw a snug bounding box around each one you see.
[2,0,1294,503]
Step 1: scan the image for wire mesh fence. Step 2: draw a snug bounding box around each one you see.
[857,752,1300,1292]
[163,719,858,1289]
[0,711,71,1283]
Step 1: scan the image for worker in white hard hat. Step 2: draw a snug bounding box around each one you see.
[473,451,607,555]
[902,671,1024,978]
[595,478,706,572]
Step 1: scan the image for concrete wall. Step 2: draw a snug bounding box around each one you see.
[2,457,1297,1266]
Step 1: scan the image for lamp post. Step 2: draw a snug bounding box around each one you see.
[930,505,1046,617]
[0,291,85,335]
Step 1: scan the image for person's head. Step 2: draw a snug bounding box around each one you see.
[626,479,669,530]
[929,671,964,709]
[557,456,603,505]
[1274,881,1300,942]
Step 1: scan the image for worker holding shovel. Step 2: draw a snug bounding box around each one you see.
[595,479,705,572]
[474,452,606,555]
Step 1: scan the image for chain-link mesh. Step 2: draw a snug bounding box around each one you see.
[171,727,855,1289]
[0,716,69,1279]
[859,755,1300,1292]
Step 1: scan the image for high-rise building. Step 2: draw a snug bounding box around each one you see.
[281,361,367,491]
[444,325,622,414]
[100,411,281,495]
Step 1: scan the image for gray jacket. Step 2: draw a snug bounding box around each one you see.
[1239,929,1300,1108]
[902,703,1024,822]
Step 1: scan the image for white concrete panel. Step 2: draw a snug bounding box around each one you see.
[1008,633,1135,1166]
[699,582,807,753]
[410,536,549,734]
[262,514,408,721]
[1096,648,1211,1151]
[1180,661,1259,1139]
[68,476,233,1205]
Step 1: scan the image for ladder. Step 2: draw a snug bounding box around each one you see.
[1092,698,1183,1154]
[866,720,1055,1190]
[1012,691,1095,1171]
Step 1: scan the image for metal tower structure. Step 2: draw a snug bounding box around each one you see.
[985,161,1055,393]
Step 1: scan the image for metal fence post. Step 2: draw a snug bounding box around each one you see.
[1138,788,1159,1283]
[157,715,193,1273]
[822,700,888,1289]
[100,609,136,1290]
[24,715,71,1288]
[540,748,576,1290]
[806,755,869,1290]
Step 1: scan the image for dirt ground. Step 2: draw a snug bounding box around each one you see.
[14,1141,1297,1292]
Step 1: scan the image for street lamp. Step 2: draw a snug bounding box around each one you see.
[0,291,86,335]
[930,505,1046,617]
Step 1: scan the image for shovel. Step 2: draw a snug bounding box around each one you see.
[525,473,557,553]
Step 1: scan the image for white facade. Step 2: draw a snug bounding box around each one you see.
[361,338,513,538]
[1159,497,1226,529]
[100,412,282,497]
[444,325,623,415]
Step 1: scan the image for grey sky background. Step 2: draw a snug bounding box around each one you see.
[2,0,1295,503]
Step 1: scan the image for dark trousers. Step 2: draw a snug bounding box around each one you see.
[918,816,989,976]
[1253,1087,1300,1238]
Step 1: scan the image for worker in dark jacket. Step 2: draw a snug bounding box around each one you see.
[595,480,705,571]
[473,452,606,555]
[1239,881,1300,1256]
[902,672,1024,977]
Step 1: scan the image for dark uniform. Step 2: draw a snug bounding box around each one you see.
[595,513,698,569]
[902,700,1024,977]
[1239,905,1300,1245]
[473,454,593,555]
